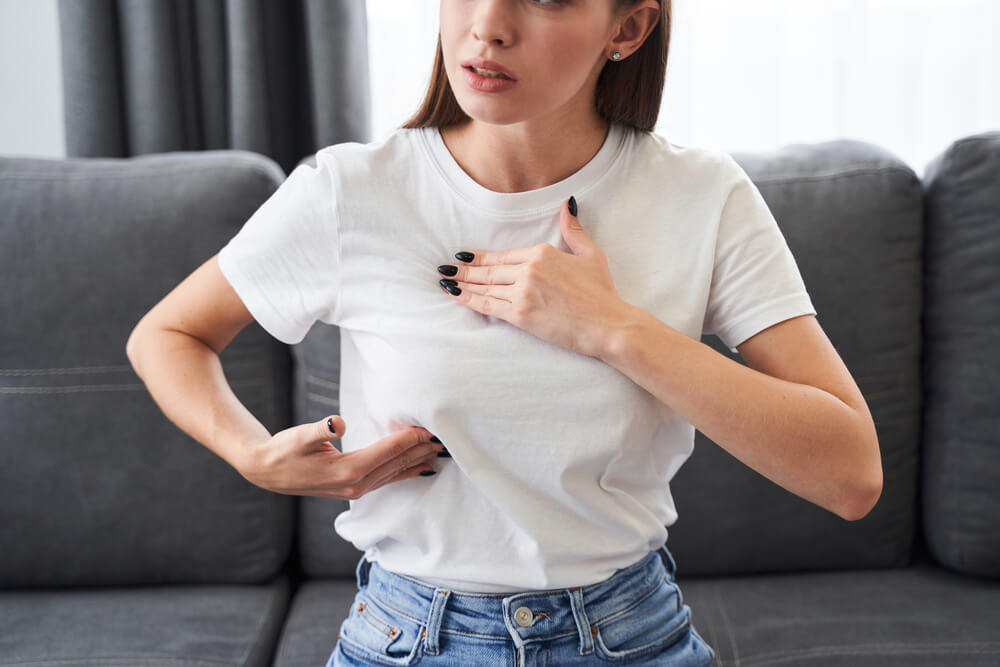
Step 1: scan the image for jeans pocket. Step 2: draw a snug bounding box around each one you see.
[337,590,424,666]
[592,572,693,663]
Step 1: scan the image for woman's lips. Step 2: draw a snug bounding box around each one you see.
[461,59,518,80]
[462,66,519,93]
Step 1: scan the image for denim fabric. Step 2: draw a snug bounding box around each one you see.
[327,545,716,666]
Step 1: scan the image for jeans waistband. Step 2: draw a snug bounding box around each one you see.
[353,545,679,656]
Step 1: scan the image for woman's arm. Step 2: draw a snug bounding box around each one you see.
[599,306,882,522]
[125,254,271,472]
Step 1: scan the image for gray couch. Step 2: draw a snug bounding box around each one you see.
[2,130,998,667]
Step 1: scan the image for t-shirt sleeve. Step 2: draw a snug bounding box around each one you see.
[702,156,817,354]
[217,156,340,345]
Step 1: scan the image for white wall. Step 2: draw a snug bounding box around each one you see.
[366,0,1000,177]
[3,0,996,172]
[0,0,64,158]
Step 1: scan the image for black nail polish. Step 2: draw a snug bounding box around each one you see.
[439,278,457,287]
[568,195,577,217]
[328,418,336,433]
[430,436,442,443]
[420,470,437,476]
[438,264,458,277]
[437,449,452,458]
[440,279,461,295]
[455,251,475,263]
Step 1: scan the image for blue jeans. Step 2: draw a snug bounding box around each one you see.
[327,544,716,666]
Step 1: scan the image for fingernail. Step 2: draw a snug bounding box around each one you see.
[420,470,437,476]
[327,418,336,433]
[568,195,577,216]
[437,448,452,458]
[430,436,442,443]
[455,251,474,263]
[437,264,458,276]
[440,280,461,296]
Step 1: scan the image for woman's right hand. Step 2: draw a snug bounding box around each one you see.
[238,415,445,499]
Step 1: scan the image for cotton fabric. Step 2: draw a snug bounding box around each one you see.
[217,121,816,592]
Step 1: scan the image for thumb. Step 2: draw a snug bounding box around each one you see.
[559,195,593,256]
[317,415,344,446]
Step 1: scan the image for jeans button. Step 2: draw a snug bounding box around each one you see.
[514,606,534,627]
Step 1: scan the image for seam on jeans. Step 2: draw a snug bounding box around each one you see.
[338,638,412,667]
[364,590,525,641]
[590,572,667,626]
[364,593,576,643]
[361,591,425,628]
[592,610,692,663]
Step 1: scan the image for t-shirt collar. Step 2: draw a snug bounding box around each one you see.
[420,121,628,217]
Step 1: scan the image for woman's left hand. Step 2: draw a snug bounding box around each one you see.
[436,197,633,360]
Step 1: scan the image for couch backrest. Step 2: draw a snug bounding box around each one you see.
[668,139,925,576]
[920,131,1000,580]
[0,151,296,588]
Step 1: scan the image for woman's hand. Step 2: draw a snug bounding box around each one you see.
[238,416,446,499]
[437,197,633,359]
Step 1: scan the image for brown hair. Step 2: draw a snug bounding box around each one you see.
[399,0,671,134]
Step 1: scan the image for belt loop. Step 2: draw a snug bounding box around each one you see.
[355,552,370,590]
[567,587,595,655]
[658,543,678,580]
[422,589,451,655]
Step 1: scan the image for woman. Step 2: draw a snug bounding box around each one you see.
[127,0,882,665]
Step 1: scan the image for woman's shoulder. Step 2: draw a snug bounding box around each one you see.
[311,126,427,183]
[315,126,425,160]
[628,127,740,185]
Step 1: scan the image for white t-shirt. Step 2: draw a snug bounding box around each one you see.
[218,121,816,592]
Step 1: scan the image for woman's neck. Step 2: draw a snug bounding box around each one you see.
[439,115,611,194]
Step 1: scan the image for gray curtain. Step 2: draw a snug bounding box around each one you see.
[57,0,371,174]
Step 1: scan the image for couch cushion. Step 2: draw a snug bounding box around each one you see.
[0,151,295,586]
[0,570,293,667]
[670,139,924,575]
[270,577,359,667]
[920,130,1000,579]
[679,552,1000,666]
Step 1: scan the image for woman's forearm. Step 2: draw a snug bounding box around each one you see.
[125,328,272,472]
[599,305,878,521]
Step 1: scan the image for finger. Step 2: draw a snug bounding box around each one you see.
[367,459,437,494]
[318,415,343,440]
[444,262,519,286]
[349,425,434,472]
[361,442,441,491]
[441,280,515,322]
[447,281,517,301]
[311,415,344,451]
[454,246,533,267]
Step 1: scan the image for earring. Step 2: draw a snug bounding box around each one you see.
[611,51,622,61]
